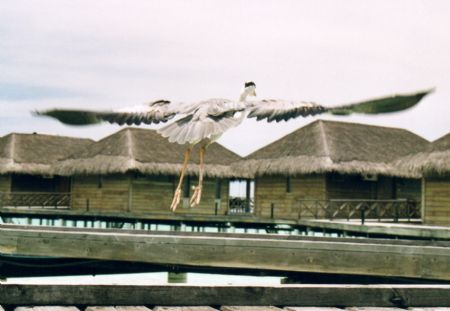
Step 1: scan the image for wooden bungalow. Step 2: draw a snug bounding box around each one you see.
[395,132,450,225]
[234,120,430,220]
[0,132,93,207]
[51,128,243,215]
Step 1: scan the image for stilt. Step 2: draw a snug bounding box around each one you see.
[190,145,206,207]
[170,147,192,211]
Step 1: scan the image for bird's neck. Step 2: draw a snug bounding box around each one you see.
[239,88,252,102]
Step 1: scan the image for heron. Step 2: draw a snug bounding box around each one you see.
[35,82,433,211]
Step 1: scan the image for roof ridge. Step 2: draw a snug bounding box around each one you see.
[125,129,135,159]
[318,120,331,157]
[3,132,94,141]
[8,133,16,160]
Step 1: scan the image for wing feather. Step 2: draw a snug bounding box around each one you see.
[34,100,177,126]
[328,89,434,115]
[246,89,433,122]
[247,100,326,122]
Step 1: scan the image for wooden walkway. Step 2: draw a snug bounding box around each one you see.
[4,306,450,311]
[1,225,449,281]
[0,284,449,307]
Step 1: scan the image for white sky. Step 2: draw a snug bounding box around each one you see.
[1,0,449,156]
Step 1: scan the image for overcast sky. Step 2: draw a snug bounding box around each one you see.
[1,0,449,156]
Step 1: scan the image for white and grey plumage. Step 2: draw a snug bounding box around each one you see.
[35,82,433,210]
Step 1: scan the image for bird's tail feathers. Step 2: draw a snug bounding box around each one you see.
[158,115,241,145]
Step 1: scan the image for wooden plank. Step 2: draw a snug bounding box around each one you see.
[0,226,449,280]
[15,308,80,311]
[0,285,449,307]
[295,220,450,240]
[154,307,218,311]
[285,308,343,311]
[85,308,118,311]
[222,307,282,311]
[409,309,450,311]
[3,224,448,247]
[346,308,403,311]
[115,307,153,311]
[86,308,152,311]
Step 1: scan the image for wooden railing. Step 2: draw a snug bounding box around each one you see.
[0,192,71,209]
[227,197,254,215]
[296,199,420,223]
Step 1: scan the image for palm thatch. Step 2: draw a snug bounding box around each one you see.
[393,132,450,176]
[52,127,243,178]
[234,120,429,178]
[0,133,93,175]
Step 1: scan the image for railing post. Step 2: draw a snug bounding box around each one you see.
[406,200,411,222]
[360,204,367,225]
[86,198,90,212]
[270,203,274,219]
[394,203,399,223]
[347,203,350,221]
[214,201,219,216]
[376,203,381,222]
[328,201,333,220]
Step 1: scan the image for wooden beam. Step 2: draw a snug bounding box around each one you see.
[0,226,449,280]
[0,285,449,307]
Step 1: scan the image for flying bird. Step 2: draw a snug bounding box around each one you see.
[35,82,433,211]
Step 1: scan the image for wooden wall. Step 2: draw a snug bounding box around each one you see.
[254,173,422,220]
[326,174,421,201]
[71,174,130,212]
[326,173,377,199]
[175,177,229,215]
[423,175,450,226]
[254,174,326,219]
[71,173,230,215]
[0,175,11,192]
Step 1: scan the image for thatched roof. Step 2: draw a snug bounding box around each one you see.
[0,133,93,175]
[393,132,450,176]
[235,120,430,177]
[52,127,243,178]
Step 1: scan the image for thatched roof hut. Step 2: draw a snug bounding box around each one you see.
[0,133,93,175]
[52,127,243,178]
[235,120,429,177]
[394,132,450,176]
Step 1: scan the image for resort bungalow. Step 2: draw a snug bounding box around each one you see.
[0,132,93,206]
[395,132,450,225]
[51,127,243,215]
[235,120,430,220]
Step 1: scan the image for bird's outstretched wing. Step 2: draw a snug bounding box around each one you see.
[34,100,177,126]
[246,100,326,122]
[246,89,433,122]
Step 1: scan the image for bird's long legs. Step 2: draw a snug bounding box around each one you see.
[190,145,206,207]
[170,147,192,211]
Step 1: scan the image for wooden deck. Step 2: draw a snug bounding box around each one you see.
[5,306,450,311]
[1,225,449,281]
[0,284,449,307]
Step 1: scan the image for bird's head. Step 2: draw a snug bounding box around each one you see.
[240,81,256,101]
[244,81,257,96]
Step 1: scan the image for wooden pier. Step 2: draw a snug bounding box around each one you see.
[0,224,449,281]
[0,284,449,307]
